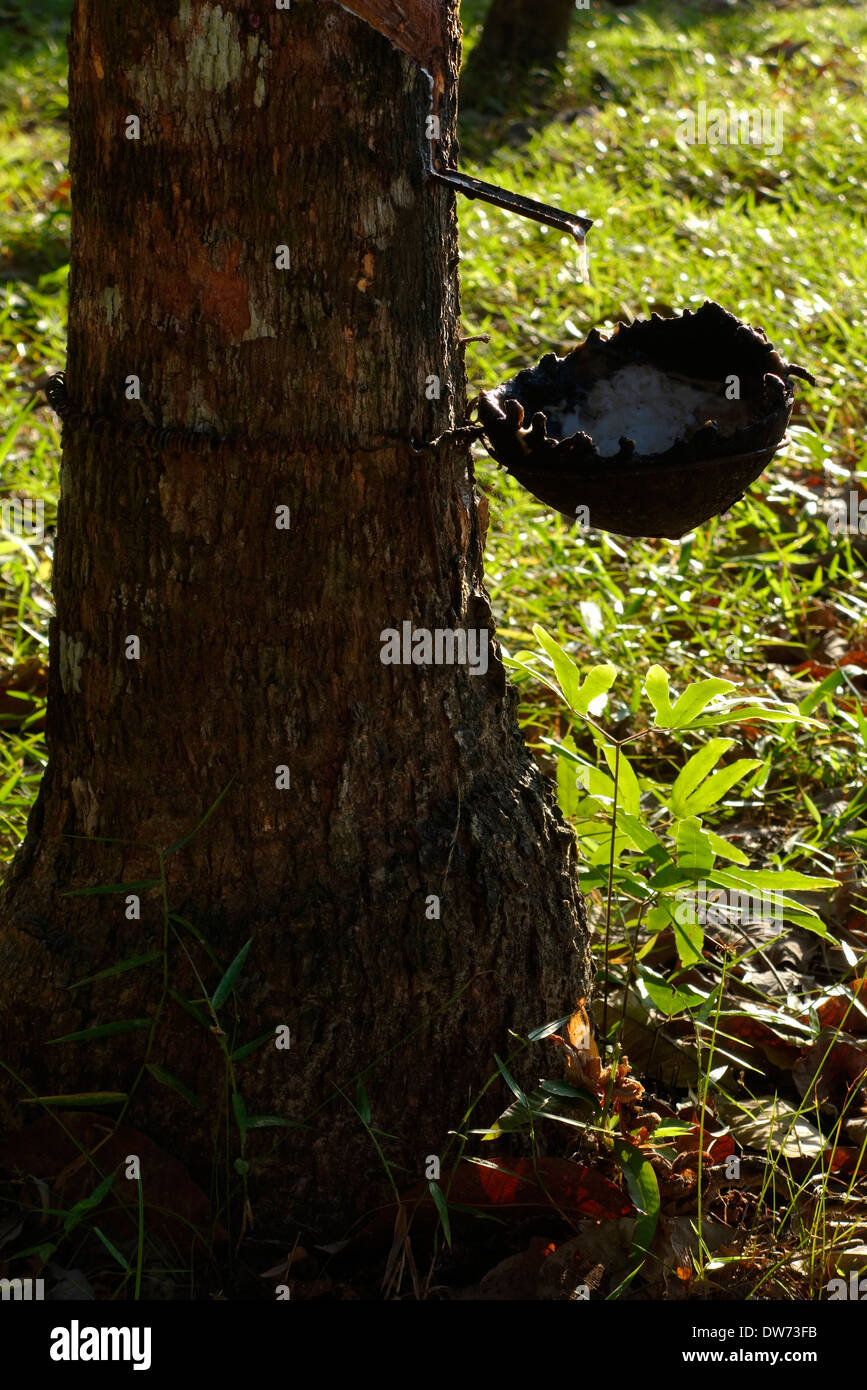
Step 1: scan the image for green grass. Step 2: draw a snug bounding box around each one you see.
[458,0,867,873]
[4,0,866,867]
[0,0,70,854]
[453,0,867,1298]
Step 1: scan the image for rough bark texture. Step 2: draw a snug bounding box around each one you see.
[0,0,590,1236]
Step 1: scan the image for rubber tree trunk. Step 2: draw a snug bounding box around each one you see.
[462,0,577,109]
[0,0,590,1236]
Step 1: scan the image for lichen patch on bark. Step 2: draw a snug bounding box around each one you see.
[178,3,243,93]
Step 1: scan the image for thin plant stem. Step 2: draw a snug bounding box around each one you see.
[601,740,621,1048]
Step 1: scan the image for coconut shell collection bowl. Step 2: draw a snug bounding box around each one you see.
[476,301,813,539]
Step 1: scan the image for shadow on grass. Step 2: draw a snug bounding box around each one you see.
[457,0,799,161]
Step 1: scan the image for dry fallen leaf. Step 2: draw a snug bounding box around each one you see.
[793,1030,867,1115]
[1,1112,221,1246]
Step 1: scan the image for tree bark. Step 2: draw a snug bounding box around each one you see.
[462,0,577,109]
[0,0,590,1237]
[479,0,576,68]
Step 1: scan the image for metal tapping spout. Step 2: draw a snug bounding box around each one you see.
[428,163,592,242]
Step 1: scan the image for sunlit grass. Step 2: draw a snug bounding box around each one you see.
[1,3,865,858]
[459,0,867,877]
[0,0,865,1300]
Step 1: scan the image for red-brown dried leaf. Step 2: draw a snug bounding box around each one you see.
[823,1146,867,1178]
[813,979,867,1035]
[793,1031,867,1112]
[476,1238,557,1300]
[675,1121,735,1166]
[357,1158,634,1247]
[433,1158,632,1220]
[0,1112,218,1246]
[720,1012,802,1068]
